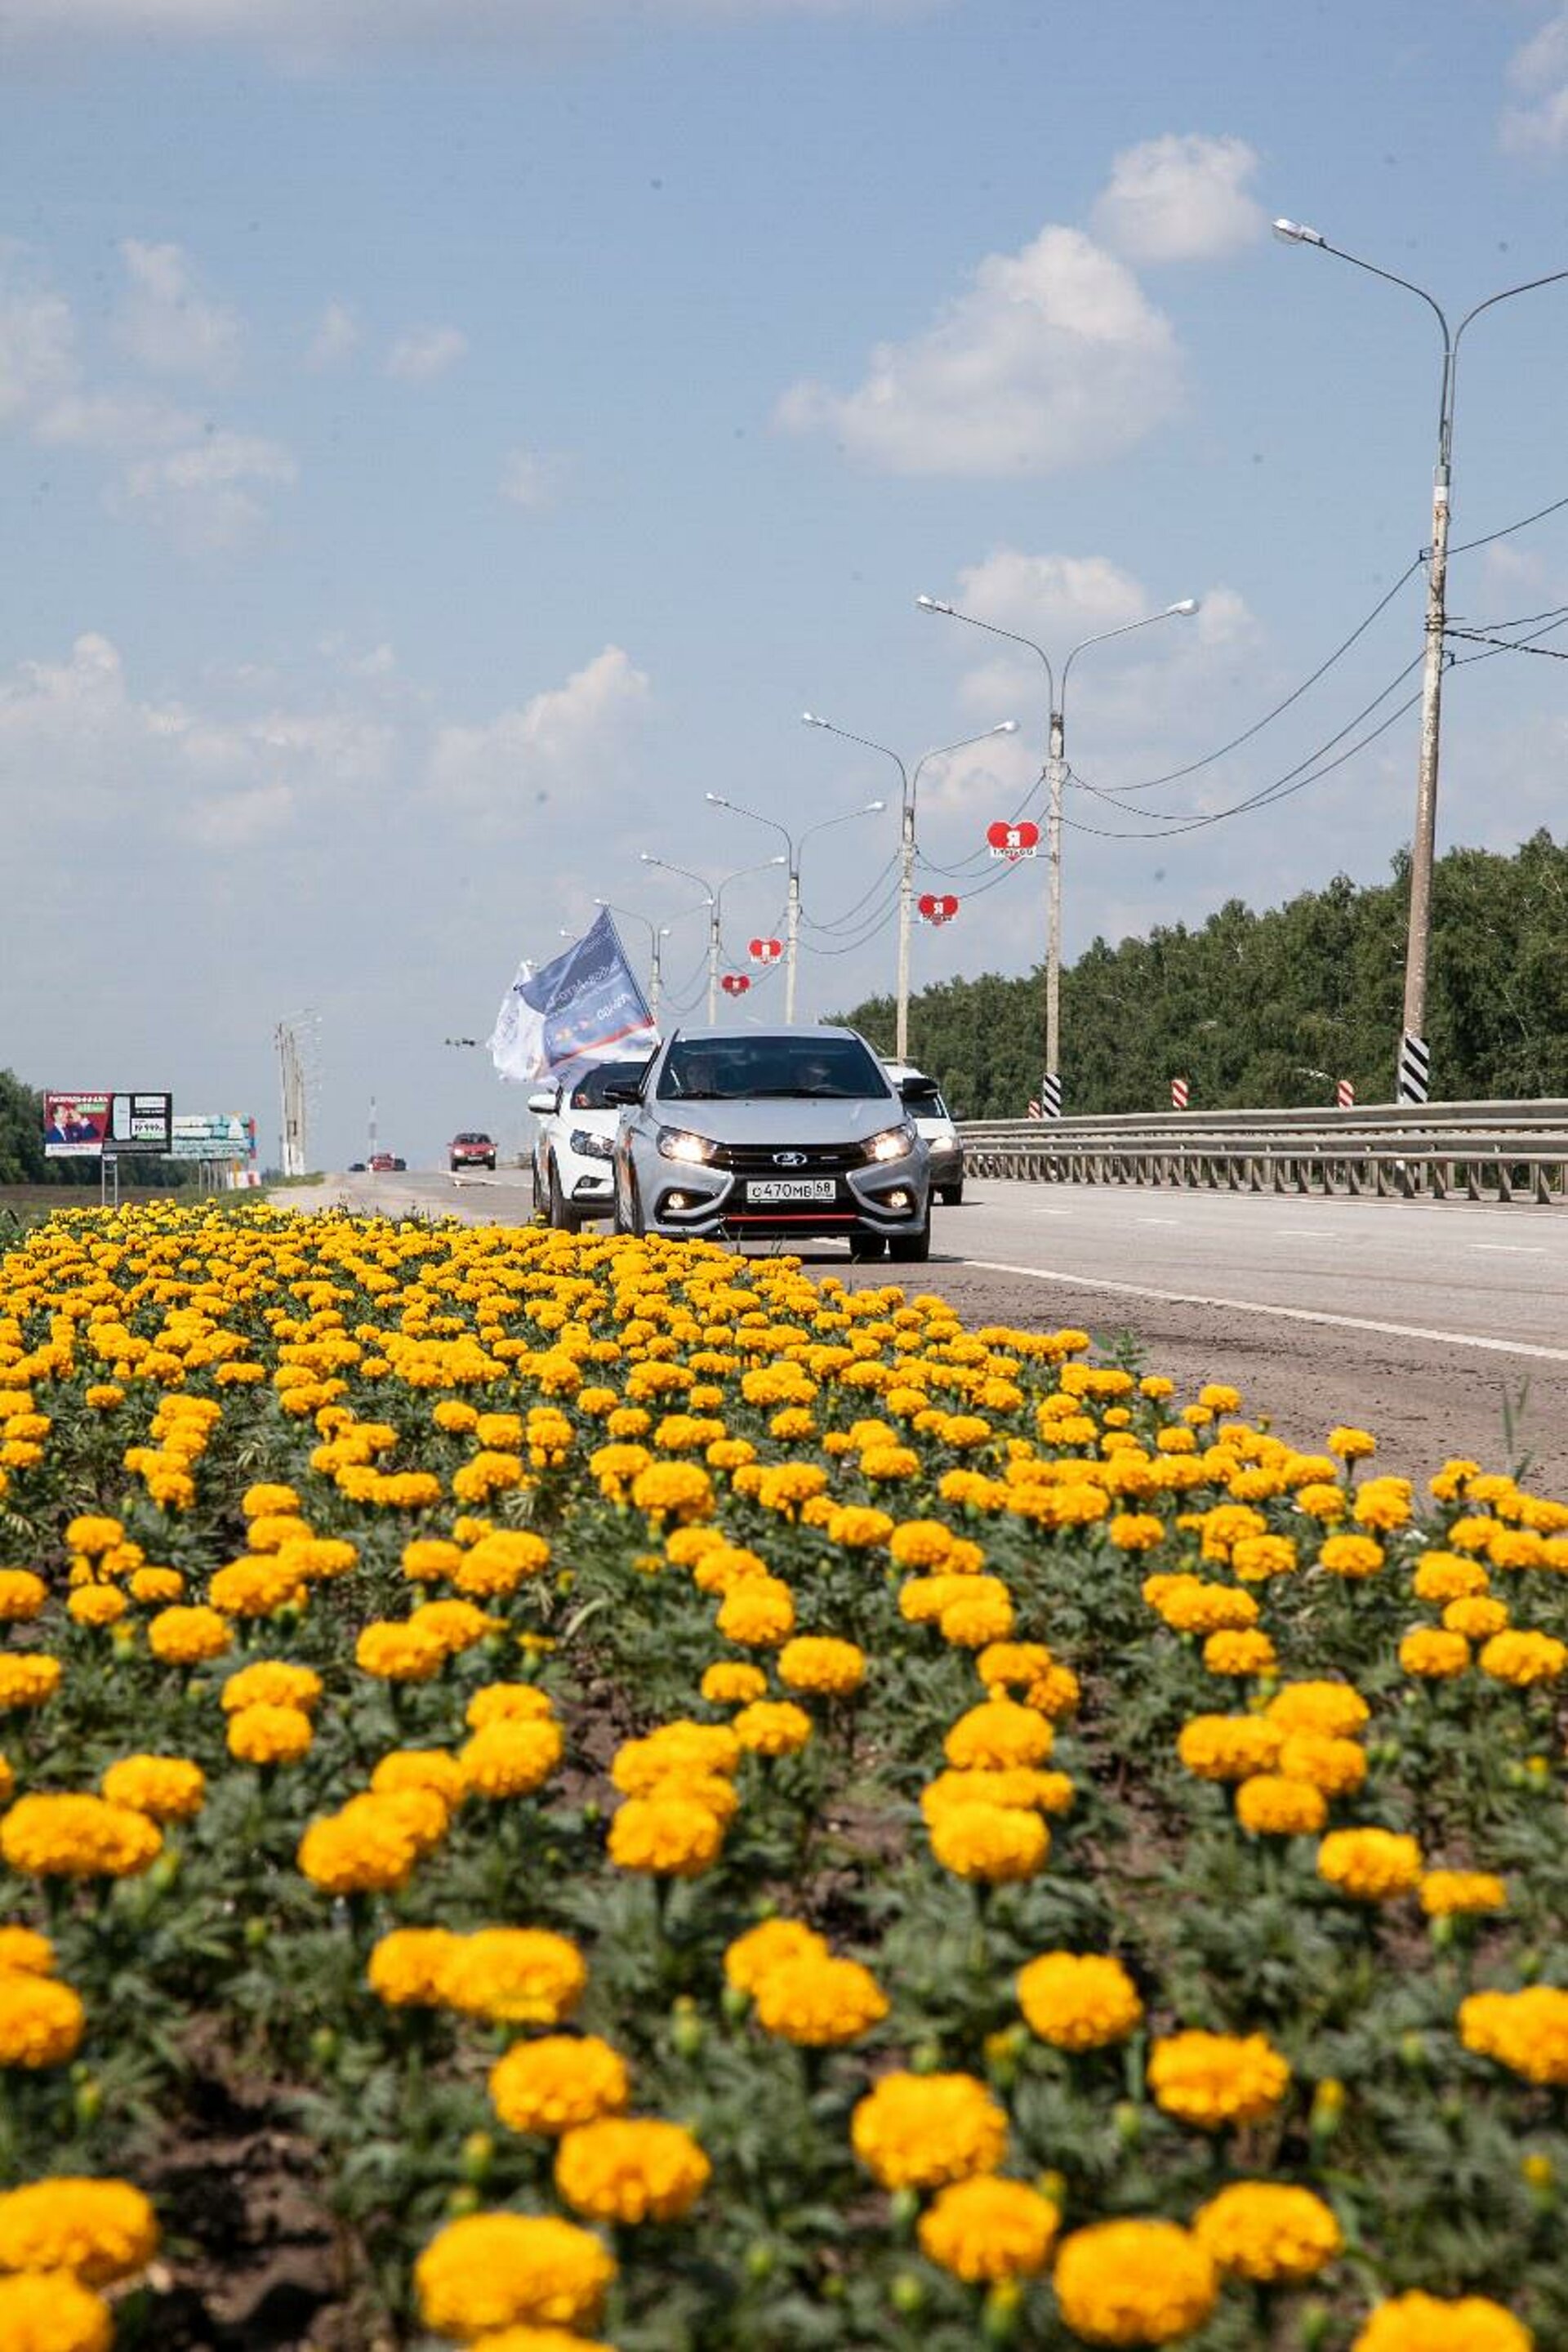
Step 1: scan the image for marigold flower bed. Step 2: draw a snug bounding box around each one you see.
[0,1200,1565,2350]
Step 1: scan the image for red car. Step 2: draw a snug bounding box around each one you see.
[449,1131,497,1172]
[368,1152,404,1173]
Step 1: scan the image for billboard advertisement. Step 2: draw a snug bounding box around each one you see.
[490,908,658,1084]
[43,1092,112,1159]
[169,1115,255,1162]
[105,1093,173,1154]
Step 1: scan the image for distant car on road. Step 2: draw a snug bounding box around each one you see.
[609,1024,930,1259]
[368,1152,403,1173]
[881,1060,964,1205]
[529,1059,652,1230]
[449,1130,497,1172]
[348,1161,367,1172]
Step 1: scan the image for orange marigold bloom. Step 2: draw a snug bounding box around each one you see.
[1147,2029,1290,2130]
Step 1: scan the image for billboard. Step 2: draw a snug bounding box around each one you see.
[490,908,658,1084]
[43,1092,112,1159]
[169,1115,255,1162]
[105,1093,173,1155]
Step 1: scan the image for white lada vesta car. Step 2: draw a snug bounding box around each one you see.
[529,1058,653,1231]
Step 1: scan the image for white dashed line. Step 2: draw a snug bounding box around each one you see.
[1472,1243,1547,1254]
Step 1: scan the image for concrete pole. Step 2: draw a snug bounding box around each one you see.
[706,902,719,1023]
[785,867,801,1024]
[1045,707,1065,1097]
[895,790,915,1061]
[1401,461,1450,1093]
[648,936,662,1030]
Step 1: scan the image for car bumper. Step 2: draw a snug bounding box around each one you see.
[924,1139,963,1187]
[638,1153,928,1242]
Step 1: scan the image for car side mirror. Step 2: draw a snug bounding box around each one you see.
[901,1079,942,1105]
[527,1090,558,1116]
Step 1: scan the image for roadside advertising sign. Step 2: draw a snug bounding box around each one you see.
[105,1092,173,1154]
[43,1092,112,1159]
[169,1115,254,1161]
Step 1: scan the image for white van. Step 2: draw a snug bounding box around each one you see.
[880,1061,964,1205]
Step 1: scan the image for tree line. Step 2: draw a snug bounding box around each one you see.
[833,831,1568,1119]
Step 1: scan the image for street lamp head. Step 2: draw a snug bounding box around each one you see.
[915,595,955,614]
[1167,598,1200,617]
[1272,216,1325,247]
[991,720,1020,734]
[801,711,828,728]
[864,798,887,813]
[638,851,654,863]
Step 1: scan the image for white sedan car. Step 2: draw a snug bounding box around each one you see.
[529,1058,652,1230]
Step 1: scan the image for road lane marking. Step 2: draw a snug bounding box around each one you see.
[1472,1243,1547,1254]
[964,1259,1568,1365]
[1138,1218,1178,1226]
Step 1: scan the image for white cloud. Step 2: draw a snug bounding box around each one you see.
[386,325,468,381]
[777,225,1180,475]
[114,240,243,381]
[305,299,360,371]
[430,645,649,818]
[112,430,299,550]
[1091,133,1264,263]
[0,259,78,428]
[35,389,199,450]
[1501,7,1568,152]
[499,446,565,510]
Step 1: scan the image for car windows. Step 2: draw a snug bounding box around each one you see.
[569,1060,647,1111]
[660,1036,890,1101]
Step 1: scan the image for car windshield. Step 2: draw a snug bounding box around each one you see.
[569,1060,648,1111]
[660,1036,890,1102]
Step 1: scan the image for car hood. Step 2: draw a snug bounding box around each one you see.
[648,1098,904,1145]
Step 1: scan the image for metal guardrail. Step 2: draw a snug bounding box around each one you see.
[959,1099,1568,1205]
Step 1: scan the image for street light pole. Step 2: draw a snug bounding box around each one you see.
[802,715,1017,1061]
[918,595,1197,1112]
[639,854,786,1022]
[594,899,672,1028]
[1273,219,1568,1102]
[705,792,884,1021]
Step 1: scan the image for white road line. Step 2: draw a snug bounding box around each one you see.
[964,1258,1568,1365]
[1472,1243,1547,1254]
[1138,1218,1178,1226]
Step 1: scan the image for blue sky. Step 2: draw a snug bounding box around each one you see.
[5,0,1568,1165]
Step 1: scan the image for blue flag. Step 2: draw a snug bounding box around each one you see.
[490,908,658,1083]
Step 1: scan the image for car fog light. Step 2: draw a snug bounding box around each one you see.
[884,1188,911,1210]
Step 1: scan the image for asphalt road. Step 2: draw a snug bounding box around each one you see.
[286,1168,1568,1493]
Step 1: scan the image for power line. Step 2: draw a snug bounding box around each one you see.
[1446,627,1568,661]
[1450,488,1568,557]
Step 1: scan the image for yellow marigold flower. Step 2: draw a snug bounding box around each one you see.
[242,1481,300,1518]
[608,1794,724,1877]
[555,2117,710,2226]
[822,1505,895,1552]
[0,1570,47,1621]
[67,1585,127,1628]
[0,1974,85,2068]
[700,1662,768,1707]
[901,1571,996,1624]
[929,1801,1049,1883]
[1231,1752,1330,1830]
[1479,1629,1566,1686]
[1202,1629,1276,1676]
[228,1703,315,1767]
[1317,1827,1423,1901]
[612,1723,741,1791]
[1147,2029,1290,2130]
[923,1766,1073,1820]
[147,1606,231,1664]
[630,1461,715,1524]
[438,1928,587,2025]
[888,1518,956,1567]
[460,1718,564,1798]
[1192,2182,1341,2284]
[1419,1870,1506,1918]
[296,1801,419,1895]
[1328,1425,1377,1460]
[1146,1575,1259,1636]
[715,1577,795,1648]
[1109,1512,1166,1552]
[940,1587,1018,1647]
[1053,2216,1217,2345]
[209,1558,307,1618]
[368,1927,464,2007]
[1274,1731,1366,1798]
[1232,1534,1298,1581]
[1351,2293,1532,2352]
[221,1660,323,1713]
[402,1537,464,1583]
[1265,1682,1370,1738]
[100,1755,204,1820]
[777,1636,865,1697]
[753,1954,889,2047]
[490,2034,631,2134]
[0,2270,112,2351]
[414,2212,614,2336]
[1400,1627,1471,1679]
[64,1516,122,1557]
[1296,1481,1348,1521]
[732,1699,813,1757]
[408,1598,502,1655]
[0,1926,54,1976]
[355,1622,446,1682]
[944,1697,1054,1771]
[1442,1596,1508,1640]
[917,2175,1059,2283]
[1,1792,161,1880]
[1446,1515,1498,1554]
[467,1682,557,1730]
[1459,1987,1568,2086]
[128,1567,185,1606]
[976,1641,1053,1690]
[1016,1952,1143,2051]
[371,1749,466,1805]
[453,1530,552,1597]
[0,2176,158,2284]
[850,2071,1006,2190]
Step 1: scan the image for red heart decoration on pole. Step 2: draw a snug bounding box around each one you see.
[749,938,783,966]
[987,818,1040,860]
[720,973,751,996]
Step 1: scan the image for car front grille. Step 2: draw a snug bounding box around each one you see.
[711,1141,863,1174]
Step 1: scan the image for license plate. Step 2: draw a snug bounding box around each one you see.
[746,1178,837,1204]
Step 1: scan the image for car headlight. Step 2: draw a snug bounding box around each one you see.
[862,1120,918,1163]
[657,1125,719,1165]
[569,1129,615,1162]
